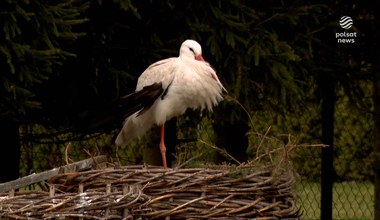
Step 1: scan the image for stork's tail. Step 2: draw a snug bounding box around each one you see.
[115,116,136,146]
[114,82,164,146]
[115,113,154,146]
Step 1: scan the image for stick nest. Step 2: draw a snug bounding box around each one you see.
[0,162,300,220]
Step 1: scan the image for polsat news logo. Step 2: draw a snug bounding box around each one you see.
[336,16,357,43]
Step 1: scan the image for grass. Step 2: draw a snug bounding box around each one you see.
[295,181,374,220]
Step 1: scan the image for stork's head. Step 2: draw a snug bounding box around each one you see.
[179,39,205,61]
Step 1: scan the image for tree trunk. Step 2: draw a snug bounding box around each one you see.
[0,118,20,182]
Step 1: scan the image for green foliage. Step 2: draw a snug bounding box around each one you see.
[242,77,374,182]
[186,1,325,113]
[333,84,375,181]
[19,123,117,176]
[0,0,88,118]
[246,98,323,182]
[1,0,375,185]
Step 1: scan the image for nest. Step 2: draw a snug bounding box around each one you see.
[0,157,300,219]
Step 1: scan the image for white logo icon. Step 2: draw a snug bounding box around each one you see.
[339,16,353,29]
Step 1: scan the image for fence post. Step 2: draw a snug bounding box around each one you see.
[374,70,380,220]
[321,75,335,220]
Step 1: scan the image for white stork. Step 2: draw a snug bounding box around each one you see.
[115,39,226,168]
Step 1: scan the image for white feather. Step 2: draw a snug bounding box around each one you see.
[115,39,226,146]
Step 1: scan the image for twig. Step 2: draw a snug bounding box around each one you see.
[209,194,234,210]
[0,162,300,219]
[64,142,72,165]
[176,153,204,169]
[255,126,272,159]
[198,139,241,165]
[224,95,254,128]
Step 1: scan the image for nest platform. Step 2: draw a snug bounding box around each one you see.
[0,156,300,219]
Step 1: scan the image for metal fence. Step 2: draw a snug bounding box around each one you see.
[295,152,374,219]
[293,87,375,219]
[18,86,375,219]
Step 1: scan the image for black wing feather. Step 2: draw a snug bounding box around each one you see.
[83,82,164,132]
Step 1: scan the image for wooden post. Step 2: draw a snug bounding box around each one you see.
[0,155,107,193]
[8,189,15,197]
[79,183,84,220]
[374,2,380,218]
[49,184,55,197]
[374,67,380,220]
[123,185,130,218]
[106,183,111,217]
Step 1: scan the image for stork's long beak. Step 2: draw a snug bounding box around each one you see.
[195,55,205,61]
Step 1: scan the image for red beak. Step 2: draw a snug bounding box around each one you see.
[195,55,205,61]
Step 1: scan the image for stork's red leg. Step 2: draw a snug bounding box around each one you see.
[159,125,167,169]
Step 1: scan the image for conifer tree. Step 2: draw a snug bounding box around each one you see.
[0,0,87,181]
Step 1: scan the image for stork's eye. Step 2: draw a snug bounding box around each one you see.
[189,47,195,54]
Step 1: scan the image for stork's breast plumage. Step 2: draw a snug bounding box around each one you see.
[170,59,224,111]
[136,57,225,126]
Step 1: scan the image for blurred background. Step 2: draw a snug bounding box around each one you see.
[0,1,378,219]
